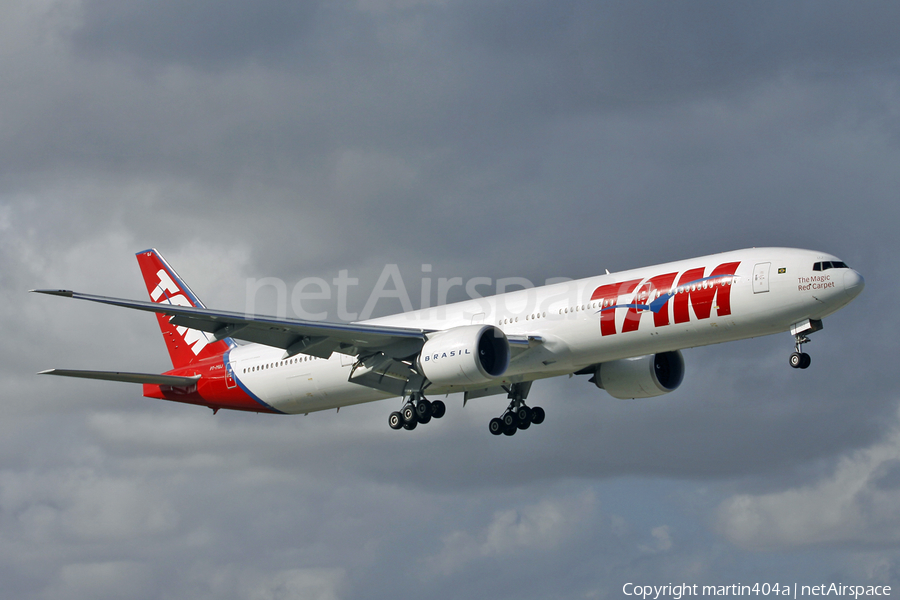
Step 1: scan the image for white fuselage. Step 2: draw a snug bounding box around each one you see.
[227,248,864,414]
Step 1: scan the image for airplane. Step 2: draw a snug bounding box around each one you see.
[33,247,864,436]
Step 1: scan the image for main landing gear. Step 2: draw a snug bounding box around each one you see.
[789,333,812,370]
[388,394,446,431]
[489,382,544,437]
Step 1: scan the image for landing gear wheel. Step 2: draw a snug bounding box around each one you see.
[790,331,815,370]
[516,405,532,430]
[516,406,532,423]
[431,400,446,419]
[489,382,537,436]
[388,394,443,431]
[415,399,432,421]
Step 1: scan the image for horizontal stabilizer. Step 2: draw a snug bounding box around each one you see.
[38,369,200,386]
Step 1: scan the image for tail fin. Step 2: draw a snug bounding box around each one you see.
[135,249,234,368]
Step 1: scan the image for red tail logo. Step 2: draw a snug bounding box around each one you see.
[136,249,232,368]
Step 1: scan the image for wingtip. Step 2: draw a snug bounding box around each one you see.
[30,289,74,297]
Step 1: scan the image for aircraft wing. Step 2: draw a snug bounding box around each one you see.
[31,289,429,360]
[38,369,201,386]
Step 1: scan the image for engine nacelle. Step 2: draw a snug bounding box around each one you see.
[592,351,685,399]
[417,325,510,386]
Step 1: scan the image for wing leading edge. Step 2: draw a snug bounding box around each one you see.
[30,289,429,360]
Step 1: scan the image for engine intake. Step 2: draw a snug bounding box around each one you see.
[417,325,510,386]
[592,351,685,399]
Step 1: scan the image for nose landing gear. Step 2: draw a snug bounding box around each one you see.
[789,347,811,369]
[788,319,822,370]
[789,332,812,369]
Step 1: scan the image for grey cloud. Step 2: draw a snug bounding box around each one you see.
[717,407,900,549]
[73,0,322,69]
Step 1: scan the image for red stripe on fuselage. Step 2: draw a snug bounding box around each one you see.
[142,357,277,414]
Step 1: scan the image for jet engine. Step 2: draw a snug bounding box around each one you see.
[590,350,685,399]
[417,325,510,386]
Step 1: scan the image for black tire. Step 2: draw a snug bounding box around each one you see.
[402,404,416,423]
[516,406,532,423]
[789,352,803,369]
[431,400,446,419]
[531,406,545,424]
[403,418,418,430]
[415,399,432,420]
[517,418,531,431]
[502,412,517,428]
[489,417,504,435]
[503,424,517,436]
[800,353,811,369]
[388,411,403,430]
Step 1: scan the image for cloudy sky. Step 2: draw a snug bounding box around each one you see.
[2,1,899,598]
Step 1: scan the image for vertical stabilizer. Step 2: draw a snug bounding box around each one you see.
[135,249,234,368]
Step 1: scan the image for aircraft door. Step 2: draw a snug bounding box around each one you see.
[752,262,771,294]
[225,362,237,389]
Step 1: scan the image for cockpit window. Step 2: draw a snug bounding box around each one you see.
[813,261,849,271]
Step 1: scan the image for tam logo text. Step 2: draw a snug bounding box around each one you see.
[151,269,210,355]
[590,262,741,336]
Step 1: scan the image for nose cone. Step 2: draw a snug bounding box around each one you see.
[843,269,865,299]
